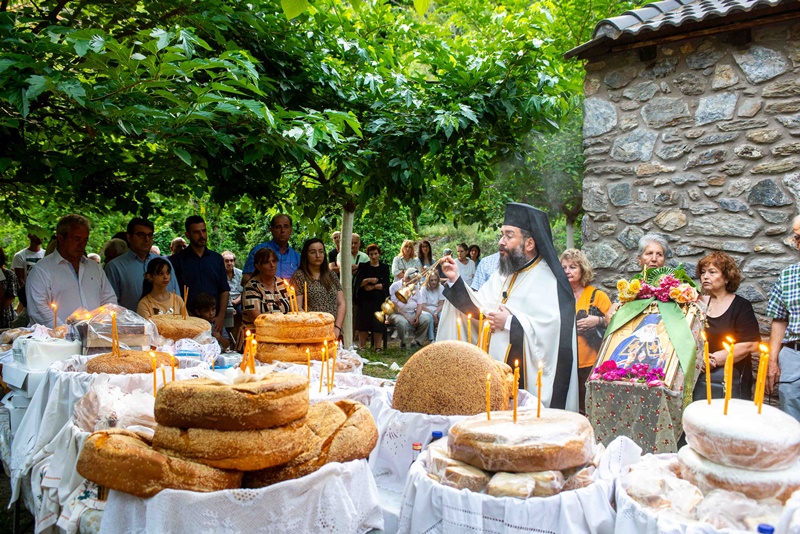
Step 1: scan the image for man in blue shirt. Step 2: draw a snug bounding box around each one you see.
[170,215,230,335]
[105,218,180,311]
[242,214,300,285]
[471,251,500,291]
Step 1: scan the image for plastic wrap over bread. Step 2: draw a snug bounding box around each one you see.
[69,304,155,354]
[448,408,595,472]
[487,471,565,499]
[683,398,800,471]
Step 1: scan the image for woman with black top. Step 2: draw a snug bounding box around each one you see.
[354,244,391,350]
[693,251,761,401]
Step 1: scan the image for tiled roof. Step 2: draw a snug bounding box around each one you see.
[565,0,790,58]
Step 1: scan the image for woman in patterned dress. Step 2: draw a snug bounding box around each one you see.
[239,248,291,350]
[291,239,346,341]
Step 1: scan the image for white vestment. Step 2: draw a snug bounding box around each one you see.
[437,260,578,412]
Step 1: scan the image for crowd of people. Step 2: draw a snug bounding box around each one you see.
[3,207,800,420]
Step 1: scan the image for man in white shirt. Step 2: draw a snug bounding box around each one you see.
[26,214,117,326]
[389,268,432,348]
[12,232,45,288]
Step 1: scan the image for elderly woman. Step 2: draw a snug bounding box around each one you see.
[392,239,421,282]
[239,248,291,349]
[354,244,390,350]
[292,239,346,340]
[560,248,613,414]
[694,251,760,401]
[637,233,669,269]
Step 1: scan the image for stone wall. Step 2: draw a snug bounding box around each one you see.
[581,19,800,330]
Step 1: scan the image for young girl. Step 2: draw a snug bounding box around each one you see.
[137,258,185,319]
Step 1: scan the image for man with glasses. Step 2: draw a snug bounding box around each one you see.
[767,216,800,421]
[436,203,578,412]
[26,214,117,326]
[105,217,180,311]
[242,214,300,285]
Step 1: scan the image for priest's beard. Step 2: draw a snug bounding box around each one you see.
[499,243,529,276]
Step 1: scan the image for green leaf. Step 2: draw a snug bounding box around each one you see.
[174,148,193,166]
[74,39,91,57]
[413,0,431,17]
[150,28,173,51]
[281,0,309,20]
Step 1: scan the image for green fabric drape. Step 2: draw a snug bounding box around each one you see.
[604,299,697,405]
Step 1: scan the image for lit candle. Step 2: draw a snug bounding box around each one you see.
[51,303,58,332]
[481,323,491,352]
[457,317,462,341]
[513,360,519,423]
[722,341,734,415]
[170,354,176,381]
[250,339,257,374]
[467,313,472,344]
[241,330,252,371]
[478,311,484,345]
[485,373,491,421]
[161,364,166,386]
[304,282,308,313]
[306,348,311,381]
[537,360,543,418]
[110,310,118,357]
[759,352,769,414]
[150,351,157,398]
[330,344,337,391]
[701,331,711,404]
[319,345,326,393]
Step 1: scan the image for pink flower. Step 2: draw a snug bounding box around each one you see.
[598,360,617,373]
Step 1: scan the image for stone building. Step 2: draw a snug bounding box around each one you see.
[566,0,800,330]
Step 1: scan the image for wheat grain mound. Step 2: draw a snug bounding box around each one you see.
[393,341,513,415]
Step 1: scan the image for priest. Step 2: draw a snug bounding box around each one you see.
[436,203,578,411]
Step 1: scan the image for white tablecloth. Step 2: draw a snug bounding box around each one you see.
[397,436,641,534]
[100,459,382,534]
[368,390,536,493]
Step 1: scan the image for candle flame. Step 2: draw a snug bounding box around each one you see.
[50,302,57,310]
[467,313,472,320]
[514,359,519,368]
[251,339,257,346]
[538,360,544,370]
[726,335,735,343]
[111,311,116,318]
[487,373,491,380]
[246,329,251,336]
[759,343,769,353]
[722,342,731,351]
[701,331,707,341]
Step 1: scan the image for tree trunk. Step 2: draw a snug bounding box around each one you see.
[410,207,420,234]
[340,206,355,348]
[565,217,575,249]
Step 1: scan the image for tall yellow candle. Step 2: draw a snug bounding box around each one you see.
[319,346,326,393]
[250,339,257,374]
[485,373,491,421]
[759,353,769,414]
[457,317,462,341]
[701,331,711,404]
[304,282,308,313]
[479,312,484,343]
[330,344,337,391]
[481,323,491,352]
[170,354,176,381]
[150,351,157,398]
[183,286,189,320]
[161,365,167,386]
[722,341,734,415]
[537,361,543,418]
[51,303,58,332]
[110,311,118,357]
[513,360,519,423]
[467,313,472,344]
[306,348,311,381]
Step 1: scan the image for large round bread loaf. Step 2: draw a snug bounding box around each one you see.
[151,315,211,341]
[255,341,326,363]
[448,408,595,472]
[76,428,242,498]
[393,341,513,415]
[254,312,335,343]
[153,418,312,471]
[155,375,309,430]
[87,350,172,374]
[243,399,378,488]
[683,398,800,471]
[678,445,800,503]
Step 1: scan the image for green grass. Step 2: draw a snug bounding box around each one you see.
[359,340,416,380]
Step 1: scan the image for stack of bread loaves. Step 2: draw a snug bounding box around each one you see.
[393,341,514,415]
[253,312,336,365]
[423,408,600,498]
[77,373,379,497]
[150,315,211,342]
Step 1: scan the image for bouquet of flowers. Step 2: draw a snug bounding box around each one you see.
[616,266,699,304]
[589,360,665,388]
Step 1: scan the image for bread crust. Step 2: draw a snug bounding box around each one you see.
[683,398,800,471]
[448,408,595,472]
[87,350,172,374]
[254,312,335,344]
[393,340,513,416]
[255,341,326,363]
[242,399,378,487]
[678,444,800,503]
[76,428,242,498]
[155,375,309,430]
[153,418,312,471]
[151,315,211,341]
